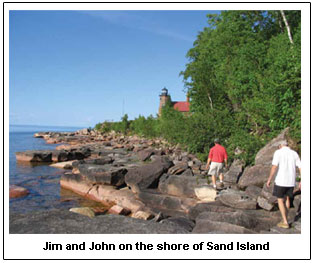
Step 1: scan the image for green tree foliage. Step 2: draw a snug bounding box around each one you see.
[95,11,300,165]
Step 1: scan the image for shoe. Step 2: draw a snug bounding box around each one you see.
[277,222,289,229]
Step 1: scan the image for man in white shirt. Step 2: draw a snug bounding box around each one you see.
[266,140,301,229]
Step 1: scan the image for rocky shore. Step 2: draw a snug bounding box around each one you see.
[10,128,301,234]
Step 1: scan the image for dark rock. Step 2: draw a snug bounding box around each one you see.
[10,210,190,234]
[238,164,271,188]
[83,157,114,165]
[78,164,127,187]
[125,156,173,193]
[16,150,52,162]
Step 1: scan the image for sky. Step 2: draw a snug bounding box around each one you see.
[9,10,218,127]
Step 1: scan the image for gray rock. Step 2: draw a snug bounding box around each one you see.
[218,189,257,210]
[78,164,127,187]
[255,128,289,166]
[158,174,208,199]
[168,162,188,175]
[9,210,189,234]
[160,217,195,232]
[192,219,256,234]
[180,168,194,177]
[223,159,244,183]
[245,185,262,199]
[188,201,236,221]
[238,165,271,188]
[257,196,275,211]
[125,156,173,193]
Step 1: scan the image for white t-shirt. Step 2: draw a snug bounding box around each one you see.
[272,146,301,187]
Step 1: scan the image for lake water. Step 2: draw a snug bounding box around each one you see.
[9,124,104,214]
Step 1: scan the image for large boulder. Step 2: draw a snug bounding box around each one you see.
[223,159,244,183]
[158,174,208,199]
[125,156,173,193]
[217,189,257,210]
[16,150,52,162]
[78,164,127,187]
[255,128,289,166]
[159,217,195,233]
[238,165,271,188]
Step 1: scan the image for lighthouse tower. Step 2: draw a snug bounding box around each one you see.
[158,87,170,116]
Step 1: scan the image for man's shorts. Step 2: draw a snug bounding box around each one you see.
[208,162,224,176]
[273,184,294,199]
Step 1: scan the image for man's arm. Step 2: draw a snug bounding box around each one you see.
[266,165,278,187]
[206,158,211,170]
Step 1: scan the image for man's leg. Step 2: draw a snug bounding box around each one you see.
[277,198,288,225]
[211,175,216,188]
[219,173,224,183]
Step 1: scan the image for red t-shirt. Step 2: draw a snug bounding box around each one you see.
[208,144,228,163]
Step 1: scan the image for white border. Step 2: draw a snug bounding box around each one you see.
[3,2,311,261]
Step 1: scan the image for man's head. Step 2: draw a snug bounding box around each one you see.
[278,140,288,149]
[214,138,220,144]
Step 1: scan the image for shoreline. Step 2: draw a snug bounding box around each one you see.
[10,128,301,234]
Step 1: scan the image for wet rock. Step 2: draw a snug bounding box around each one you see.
[9,185,29,199]
[125,156,173,193]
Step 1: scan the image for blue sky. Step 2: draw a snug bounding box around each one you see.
[9,10,218,127]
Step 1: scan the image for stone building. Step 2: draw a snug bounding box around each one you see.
[158,87,190,116]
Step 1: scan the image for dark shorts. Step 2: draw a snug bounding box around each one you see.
[273,184,294,199]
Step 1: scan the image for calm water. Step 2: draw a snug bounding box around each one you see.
[9,124,103,213]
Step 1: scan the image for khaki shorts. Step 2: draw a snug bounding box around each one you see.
[208,162,224,176]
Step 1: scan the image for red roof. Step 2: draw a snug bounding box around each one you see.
[173,101,190,112]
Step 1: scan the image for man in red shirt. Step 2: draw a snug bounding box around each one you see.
[205,138,228,189]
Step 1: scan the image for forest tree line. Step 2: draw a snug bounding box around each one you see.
[95,10,301,165]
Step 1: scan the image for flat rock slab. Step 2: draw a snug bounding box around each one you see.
[218,189,257,210]
[9,210,189,234]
